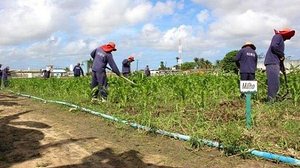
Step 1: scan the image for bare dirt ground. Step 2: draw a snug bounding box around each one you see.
[0,92,292,168]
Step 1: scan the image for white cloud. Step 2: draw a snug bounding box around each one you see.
[191,0,300,54]
[125,3,152,24]
[0,0,61,45]
[63,40,88,53]
[139,24,217,53]
[196,9,209,23]
[209,10,288,39]
[141,24,162,42]
[77,0,181,36]
[152,0,177,16]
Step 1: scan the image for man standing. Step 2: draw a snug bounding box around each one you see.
[144,65,151,77]
[122,56,135,77]
[43,66,52,79]
[73,63,84,77]
[264,28,295,102]
[235,42,258,81]
[1,66,10,88]
[90,42,121,102]
[235,42,258,98]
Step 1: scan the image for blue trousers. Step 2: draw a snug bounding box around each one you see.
[240,73,255,80]
[91,71,108,99]
[266,64,280,99]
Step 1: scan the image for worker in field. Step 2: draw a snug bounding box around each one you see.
[1,66,10,88]
[264,28,295,102]
[43,66,52,79]
[73,63,84,77]
[90,42,121,102]
[234,42,258,98]
[144,65,150,77]
[235,42,258,80]
[122,56,135,77]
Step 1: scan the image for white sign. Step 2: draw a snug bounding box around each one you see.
[240,81,257,93]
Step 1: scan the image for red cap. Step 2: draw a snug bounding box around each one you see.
[101,42,117,52]
[128,55,135,61]
[274,28,295,40]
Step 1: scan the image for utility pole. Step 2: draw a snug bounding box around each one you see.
[178,39,183,66]
[136,59,139,71]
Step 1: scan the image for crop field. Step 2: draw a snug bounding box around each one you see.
[8,70,300,159]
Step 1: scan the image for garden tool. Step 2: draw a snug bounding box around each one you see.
[278,60,290,100]
[120,75,137,85]
[105,67,137,85]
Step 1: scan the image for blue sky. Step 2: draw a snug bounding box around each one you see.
[0,0,299,70]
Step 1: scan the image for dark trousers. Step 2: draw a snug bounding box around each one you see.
[122,72,130,77]
[91,71,108,99]
[1,77,8,88]
[266,64,280,100]
[240,73,255,80]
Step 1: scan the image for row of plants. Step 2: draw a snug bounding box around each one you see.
[8,71,300,157]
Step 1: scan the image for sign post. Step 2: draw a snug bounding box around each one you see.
[240,81,257,129]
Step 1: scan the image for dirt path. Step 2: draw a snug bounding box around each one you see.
[0,93,291,168]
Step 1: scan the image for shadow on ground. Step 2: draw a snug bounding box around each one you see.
[0,94,18,99]
[0,110,96,168]
[0,100,19,106]
[0,94,21,106]
[54,148,178,168]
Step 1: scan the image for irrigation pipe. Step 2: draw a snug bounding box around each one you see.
[11,92,300,166]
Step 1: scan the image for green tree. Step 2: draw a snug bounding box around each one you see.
[87,58,93,69]
[158,61,167,70]
[194,57,213,69]
[219,50,239,73]
[180,62,197,70]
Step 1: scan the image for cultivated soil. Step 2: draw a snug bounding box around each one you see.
[0,92,293,168]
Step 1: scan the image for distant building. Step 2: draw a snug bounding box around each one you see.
[12,70,42,78]
[12,67,69,78]
[52,68,67,77]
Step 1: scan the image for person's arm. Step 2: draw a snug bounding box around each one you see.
[234,50,242,68]
[90,49,97,59]
[107,54,121,76]
[271,35,285,60]
[255,53,258,69]
[122,59,130,66]
[80,67,84,76]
